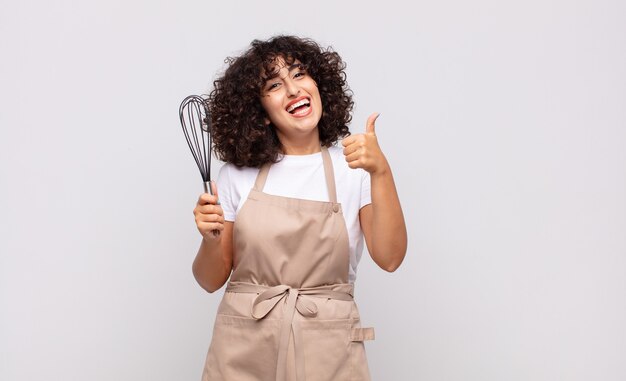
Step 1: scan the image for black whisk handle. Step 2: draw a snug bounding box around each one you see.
[203,180,221,237]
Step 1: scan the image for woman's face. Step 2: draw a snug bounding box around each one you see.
[260,57,323,142]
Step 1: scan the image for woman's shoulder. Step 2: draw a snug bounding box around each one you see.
[219,162,259,175]
[217,162,260,187]
[216,163,259,217]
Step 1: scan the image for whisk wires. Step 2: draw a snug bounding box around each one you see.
[179,95,212,183]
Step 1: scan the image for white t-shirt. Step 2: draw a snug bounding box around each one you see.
[216,145,371,283]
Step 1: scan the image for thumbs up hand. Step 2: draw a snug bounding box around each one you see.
[342,113,389,175]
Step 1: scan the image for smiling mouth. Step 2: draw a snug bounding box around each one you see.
[286,98,311,115]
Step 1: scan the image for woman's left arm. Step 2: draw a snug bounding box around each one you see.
[343,113,408,272]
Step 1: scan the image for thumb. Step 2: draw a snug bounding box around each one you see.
[366,112,380,134]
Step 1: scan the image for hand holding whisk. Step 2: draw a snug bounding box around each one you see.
[179,95,221,237]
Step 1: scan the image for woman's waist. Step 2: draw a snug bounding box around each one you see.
[216,281,361,320]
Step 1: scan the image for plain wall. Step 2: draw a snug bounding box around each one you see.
[1,0,625,380]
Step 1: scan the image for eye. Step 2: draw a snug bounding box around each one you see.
[266,81,281,91]
[293,65,307,79]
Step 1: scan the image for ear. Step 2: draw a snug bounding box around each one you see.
[264,117,271,126]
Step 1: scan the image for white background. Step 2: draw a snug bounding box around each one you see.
[1,0,625,380]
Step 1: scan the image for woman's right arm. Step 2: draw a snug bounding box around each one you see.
[192,189,234,293]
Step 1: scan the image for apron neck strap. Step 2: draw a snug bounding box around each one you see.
[253,146,338,203]
[320,147,338,204]
[253,162,271,192]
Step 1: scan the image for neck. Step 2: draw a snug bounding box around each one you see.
[277,131,322,155]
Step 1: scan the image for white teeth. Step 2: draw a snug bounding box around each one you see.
[287,99,310,113]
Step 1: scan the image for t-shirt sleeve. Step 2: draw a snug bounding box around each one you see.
[360,169,372,209]
[216,164,237,222]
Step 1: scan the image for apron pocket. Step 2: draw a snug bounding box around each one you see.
[299,319,353,381]
[203,315,281,381]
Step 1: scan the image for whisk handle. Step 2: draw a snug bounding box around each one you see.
[203,180,221,237]
[203,181,212,195]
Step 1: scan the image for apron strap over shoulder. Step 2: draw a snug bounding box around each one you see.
[320,146,338,204]
[253,163,272,191]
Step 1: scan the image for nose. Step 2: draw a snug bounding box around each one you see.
[283,77,300,97]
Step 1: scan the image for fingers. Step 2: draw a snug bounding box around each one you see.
[344,149,362,164]
[194,191,224,222]
[194,198,225,239]
[343,134,365,168]
[196,203,223,215]
[198,192,219,206]
[342,113,383,173]
[196,221,225,235]
[344,146,372,169]
[342,142,362,157]
[342,112,379,148]
[195,211,225,225]
[194,182,223,239]
[341,135,356,147]
[194,193,224,218]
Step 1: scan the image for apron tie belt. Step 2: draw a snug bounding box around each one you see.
[226,281,354,381]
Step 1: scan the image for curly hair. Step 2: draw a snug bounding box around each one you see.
[208,35,354,167]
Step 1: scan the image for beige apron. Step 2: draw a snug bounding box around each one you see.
[202,147,374,381]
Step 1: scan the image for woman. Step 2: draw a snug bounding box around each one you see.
[192,35,407,381]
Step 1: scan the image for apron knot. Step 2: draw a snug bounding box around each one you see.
[226,282,355,381]
[250,285,321,320]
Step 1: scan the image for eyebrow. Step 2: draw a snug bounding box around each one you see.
[286,63,303,72]
[265,62,305,81]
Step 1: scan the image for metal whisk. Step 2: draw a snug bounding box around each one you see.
[179,94,220,236]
